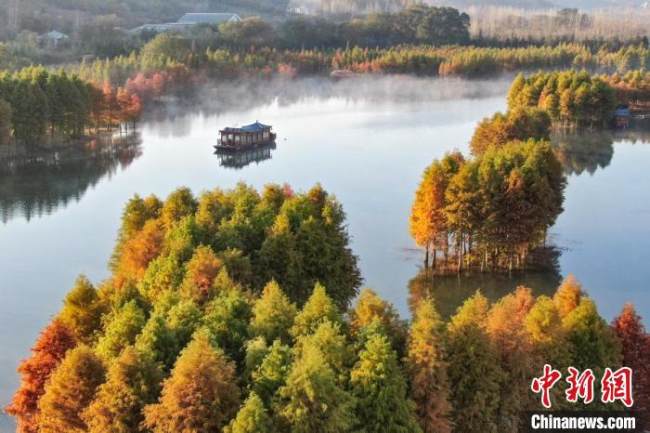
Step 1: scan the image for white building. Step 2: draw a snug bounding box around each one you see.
[129,13,242,35]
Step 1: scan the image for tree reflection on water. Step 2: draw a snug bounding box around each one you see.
[553,127,650,176]
[0,133,142,223]
[408,261,562,319]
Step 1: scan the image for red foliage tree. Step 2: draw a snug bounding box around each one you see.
[6,319,76,433]
[102,81,118,129]
[151,73,166,97]
[612,304,650,422]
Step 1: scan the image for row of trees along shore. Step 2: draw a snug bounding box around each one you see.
[3,42,650,147]
[5,200,650,433]
[474,70,650,146]
[0,67,142,146]
[410,69,650,275]
[74,38,650,87]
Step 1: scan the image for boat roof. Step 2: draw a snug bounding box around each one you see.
[221,122,272,133]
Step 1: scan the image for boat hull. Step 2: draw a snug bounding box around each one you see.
[214,135,277,152]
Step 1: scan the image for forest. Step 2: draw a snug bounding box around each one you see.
[0,67,142,146]
[72,37,650,88]
[3,28,650,148]
[5,183,650,433]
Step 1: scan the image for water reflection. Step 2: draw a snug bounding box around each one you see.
[0,134,142,223]
[214,142,276,169]
[142,76,513,140]
[553,128,650,176]
[408,249,562,318]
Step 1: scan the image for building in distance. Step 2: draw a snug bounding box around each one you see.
[129,13,241,35]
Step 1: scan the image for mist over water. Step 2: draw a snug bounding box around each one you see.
[0,75,649,431]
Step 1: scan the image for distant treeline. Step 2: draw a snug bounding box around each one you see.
[468,7,650,44]
[507,70,650,128]
[0,67,142,146]
[468,70,650,158]
[6,182,650,433]
[74,37,650,88]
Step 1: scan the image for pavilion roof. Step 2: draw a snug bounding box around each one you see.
[221,122,272,133]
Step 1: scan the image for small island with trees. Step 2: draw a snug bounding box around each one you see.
[2,1,650,432]
[6,184,650,433]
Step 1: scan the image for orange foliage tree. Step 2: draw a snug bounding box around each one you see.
[612,304,650,423]
[116,219,165,283]
[5,319,76,433]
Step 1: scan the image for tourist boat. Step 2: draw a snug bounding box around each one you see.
[214,122,276,152]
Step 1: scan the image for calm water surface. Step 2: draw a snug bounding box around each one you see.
[1,76,649,427]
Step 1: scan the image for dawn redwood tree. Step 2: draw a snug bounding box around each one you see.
[524,294,572,406]
[202,287,252,365]
[351,330,422,433]
[290,283,342,338]
[83,346,162,433]
[6,319,76,433]
[138,254,184,302]
[611,304,650,419]
[116,218,165,282]
[250,280,297,344]
[553,274,583,319]
[161,187,197,229]
[277,343,356,433]
[143,331,240,433]
[180,245,223,304]
[294,320,352,385]
[0,98,12,145]
[59,275,105,343]
[95,300,147,360]
[406,298,452,433]
[250,339,292,404]
[485,287,535,432]
[224,392,275,433]
[446,293,501,433]
[409,152,464,268]
[162,215,202,263]
[243,337,269,382]
[36,345,106,433]
[134,313,178,371]
[562,297,621,371]
[470,108,551,156]
[165,299,202,351]
[351,288,405,337]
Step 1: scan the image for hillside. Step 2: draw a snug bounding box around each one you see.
[0,0,290,35]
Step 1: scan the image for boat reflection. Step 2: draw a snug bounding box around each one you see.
[214,142,276,169]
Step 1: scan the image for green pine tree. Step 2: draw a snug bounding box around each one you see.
[291,282,342,338]
[351,331,422,433]
[277,343,356,433]
[250,280,297,344]
[224,392,275,433]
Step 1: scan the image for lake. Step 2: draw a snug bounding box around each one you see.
[1,76,649,428]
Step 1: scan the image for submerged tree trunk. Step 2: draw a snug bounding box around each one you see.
[424,242,430,269]
[433,248,437,270]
